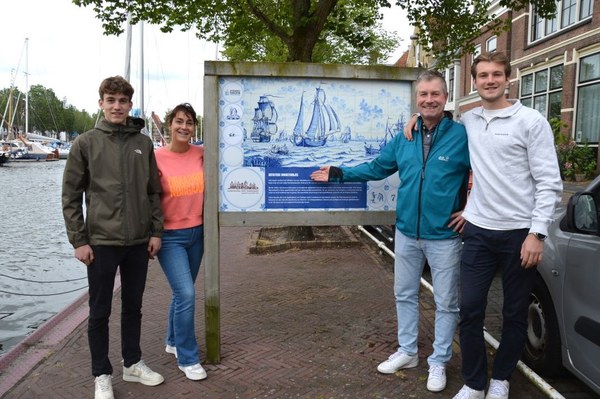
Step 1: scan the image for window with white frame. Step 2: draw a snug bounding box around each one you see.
[470,44,482,92]
[448,66,455,102]
[520,65,563,119]
[575,52,600,144]
[473,44,482,59]
[530,0,593,42]
[487,36,497,53]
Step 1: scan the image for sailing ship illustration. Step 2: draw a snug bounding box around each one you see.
[291,87,341,147]
[365,116,404,155]
[250,95,278,143]
[340,126,352,143]
[275,129,288,142]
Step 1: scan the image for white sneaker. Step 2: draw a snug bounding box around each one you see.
[178,363,207,380]
[376,351,418,374]
[122,359,165,386]
[453,384,485,399]
[94,374,114,399]
[427,365,447,392]
[165,345,178,358]
[486,379,509,399]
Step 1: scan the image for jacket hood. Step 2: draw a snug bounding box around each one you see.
[96,116,145,135]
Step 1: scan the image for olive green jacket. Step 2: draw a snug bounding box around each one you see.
[62,117,163,248]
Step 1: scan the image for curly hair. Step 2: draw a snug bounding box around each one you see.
[98,76,134,101]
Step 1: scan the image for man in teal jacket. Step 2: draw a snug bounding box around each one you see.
[311,70,470,393]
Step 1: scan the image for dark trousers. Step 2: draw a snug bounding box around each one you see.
[459,223,537,390]
[87,244,149,376]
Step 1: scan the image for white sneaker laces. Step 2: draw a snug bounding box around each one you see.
[135,360,152,374]
[489,381,509,396]
[96,376,111,392]
[430,365,445,377]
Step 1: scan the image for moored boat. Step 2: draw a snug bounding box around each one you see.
[8,137,59,161]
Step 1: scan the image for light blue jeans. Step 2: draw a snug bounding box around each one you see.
[393,229,461,366]
[157,225,204,367]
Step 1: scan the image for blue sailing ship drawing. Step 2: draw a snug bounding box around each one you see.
[365,116,404,155]
[250,95,278,143]
[340,126,352,143]
[291,87,341,147]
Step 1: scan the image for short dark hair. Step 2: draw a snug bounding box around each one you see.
[98,76,134,101]
[166,103,198,126]
[415,70,448,95]
[471,52,511,79]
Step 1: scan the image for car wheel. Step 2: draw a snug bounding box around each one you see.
[523,275,564,377]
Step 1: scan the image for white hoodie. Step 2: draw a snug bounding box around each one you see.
[461,100,563,235]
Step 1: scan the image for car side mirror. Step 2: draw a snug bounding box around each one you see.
[564,192,599,235]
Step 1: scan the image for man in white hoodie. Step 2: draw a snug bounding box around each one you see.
[452,52,562,399]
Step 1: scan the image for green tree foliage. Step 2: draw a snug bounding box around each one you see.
[1,85,96,138]
[74,0,559,67]
[73,0,400,64]
[396,0,558,68]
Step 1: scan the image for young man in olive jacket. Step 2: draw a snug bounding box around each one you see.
[62,76,164,399]
[311,70,471,393]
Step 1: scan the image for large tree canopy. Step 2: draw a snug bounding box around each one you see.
[75,0,559,68]
[73,0,400,64]
[398,0,558,68]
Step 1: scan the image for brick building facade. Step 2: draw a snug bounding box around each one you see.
[507,0,600,146]
[403,0,600,166]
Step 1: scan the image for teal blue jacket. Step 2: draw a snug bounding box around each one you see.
[340,117,470,239]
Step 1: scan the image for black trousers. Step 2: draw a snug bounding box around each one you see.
[86,244,149,376]
[458,223,537,390]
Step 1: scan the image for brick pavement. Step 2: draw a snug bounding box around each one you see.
[0,182,595,399]
[1,225,559,399]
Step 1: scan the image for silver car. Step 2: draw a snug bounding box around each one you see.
[524,174,600,395]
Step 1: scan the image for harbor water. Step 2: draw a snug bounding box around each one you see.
[0,160,86,356]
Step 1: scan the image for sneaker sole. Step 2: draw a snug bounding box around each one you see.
[178,366,207,381]
[122,374,165,386]
[427,382,446,392]
[377,358,419,374]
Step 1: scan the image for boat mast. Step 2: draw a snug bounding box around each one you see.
[124,15,132,81]
[124,17,146,125]
[25,38,29,135]
[139,22,145,121]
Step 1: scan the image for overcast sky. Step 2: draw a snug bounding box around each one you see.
[0,0,411,119]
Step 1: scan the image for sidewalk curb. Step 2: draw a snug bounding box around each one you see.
[0,276,121,396]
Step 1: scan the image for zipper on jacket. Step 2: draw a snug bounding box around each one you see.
[119,131,130,243]
[416,123,440,239]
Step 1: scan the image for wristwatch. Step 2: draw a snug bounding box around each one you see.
[530,232,547,241]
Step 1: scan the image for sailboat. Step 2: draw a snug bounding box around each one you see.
[291,87,341,147]
[340,126,352,143]
[2,38,59,162]
[365,116,403,155]
[250,95,278,143]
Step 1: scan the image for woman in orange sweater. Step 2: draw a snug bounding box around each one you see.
[154,103,206,381]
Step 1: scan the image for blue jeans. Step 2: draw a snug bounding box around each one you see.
[157,225,204,367]
[87,244,149,376]
[393,229,461,366]
[459,223,536,390]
